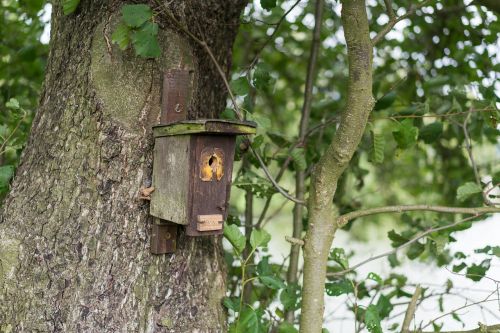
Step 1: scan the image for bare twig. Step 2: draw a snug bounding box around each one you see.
[337,205,500,227]
[285,236,305,246]
[420,290,499,331]
[372,0,433,46]
[462,111,481,186]
[329,214,484,277]
[248,0,303,69]
[286,0,324,322]
[383,0,396,19]
[402,285,422,333]
[381,107,496,120]
[419,324,500,333]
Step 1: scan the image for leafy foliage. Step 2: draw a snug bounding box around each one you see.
[111,4,160,58]
[62,0,80,15]
[456,182,482,202]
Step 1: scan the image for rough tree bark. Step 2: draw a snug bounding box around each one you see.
[0,0,246,332]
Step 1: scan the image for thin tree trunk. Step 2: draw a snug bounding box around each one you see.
[299,0,374,332]
[0,1,246,332]
[285,0,324,323]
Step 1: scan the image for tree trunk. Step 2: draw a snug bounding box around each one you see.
[0,1,246,332]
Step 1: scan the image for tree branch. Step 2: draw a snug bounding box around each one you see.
[337,205,500,227]
[329,214,485,277]
[248,0,303,68]
[402,285,421,333]
[300,0,375,331]
[420,289,499,331]
[286,0,324,323]
[420,324,500,333]
[372,0,433,46]
[383,0,396,19]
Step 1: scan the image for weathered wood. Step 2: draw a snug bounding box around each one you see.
[186,135,236,236]
[153,119,256,137]
[150,136,191,225]
[197,214,224,231]
[161,69,190,123]
[150,219,178,254]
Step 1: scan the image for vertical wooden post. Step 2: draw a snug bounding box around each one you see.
[150,69,190,254]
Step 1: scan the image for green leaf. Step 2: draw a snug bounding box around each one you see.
[278,323,298,333]
[388,253,400,267]
[280,283,301,311]
[407,242,425,259]
[253,63,272,90]
[236,306,259,333]
[5,98,20,110]
[223,224,246,255]
[131,22,161,58]
[392,120,419,149]
[376,294,393,319]
[451,312,463,324]
[259,275,285,290]
[387,230,409,247]
[111,23,131,50]
[0,165,14,188]
[231,77,250,96]
[260,0,277,10]
[430,233,449,254]
[466,259,491,281]
[62,0,80,15]
[452,262,466,273]
[252,135,265,149]
[329,248,349,269]
[423,75,449,89]
[250,229,271,249]
[267,132,291,147]
[366,272,382,284]
[364,304,382,333]
[456,182,482,202]
[370,131,385,164]
[475,246,500,257]
[451,97,463,113]
[222,296,240,312]
[325,280,353,296]
[122,4,153,28]
[257,256,273,276]
[290,148,306,171]
[419,122,443,144]
[374,91,397,111]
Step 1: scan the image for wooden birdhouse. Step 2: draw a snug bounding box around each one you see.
[150,119,256,236]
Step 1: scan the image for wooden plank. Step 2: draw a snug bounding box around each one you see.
[186,135,236,236]
[150,219,178,254]
[161,69,190,123]
[153,120,257,137]
[150,136,190,224]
